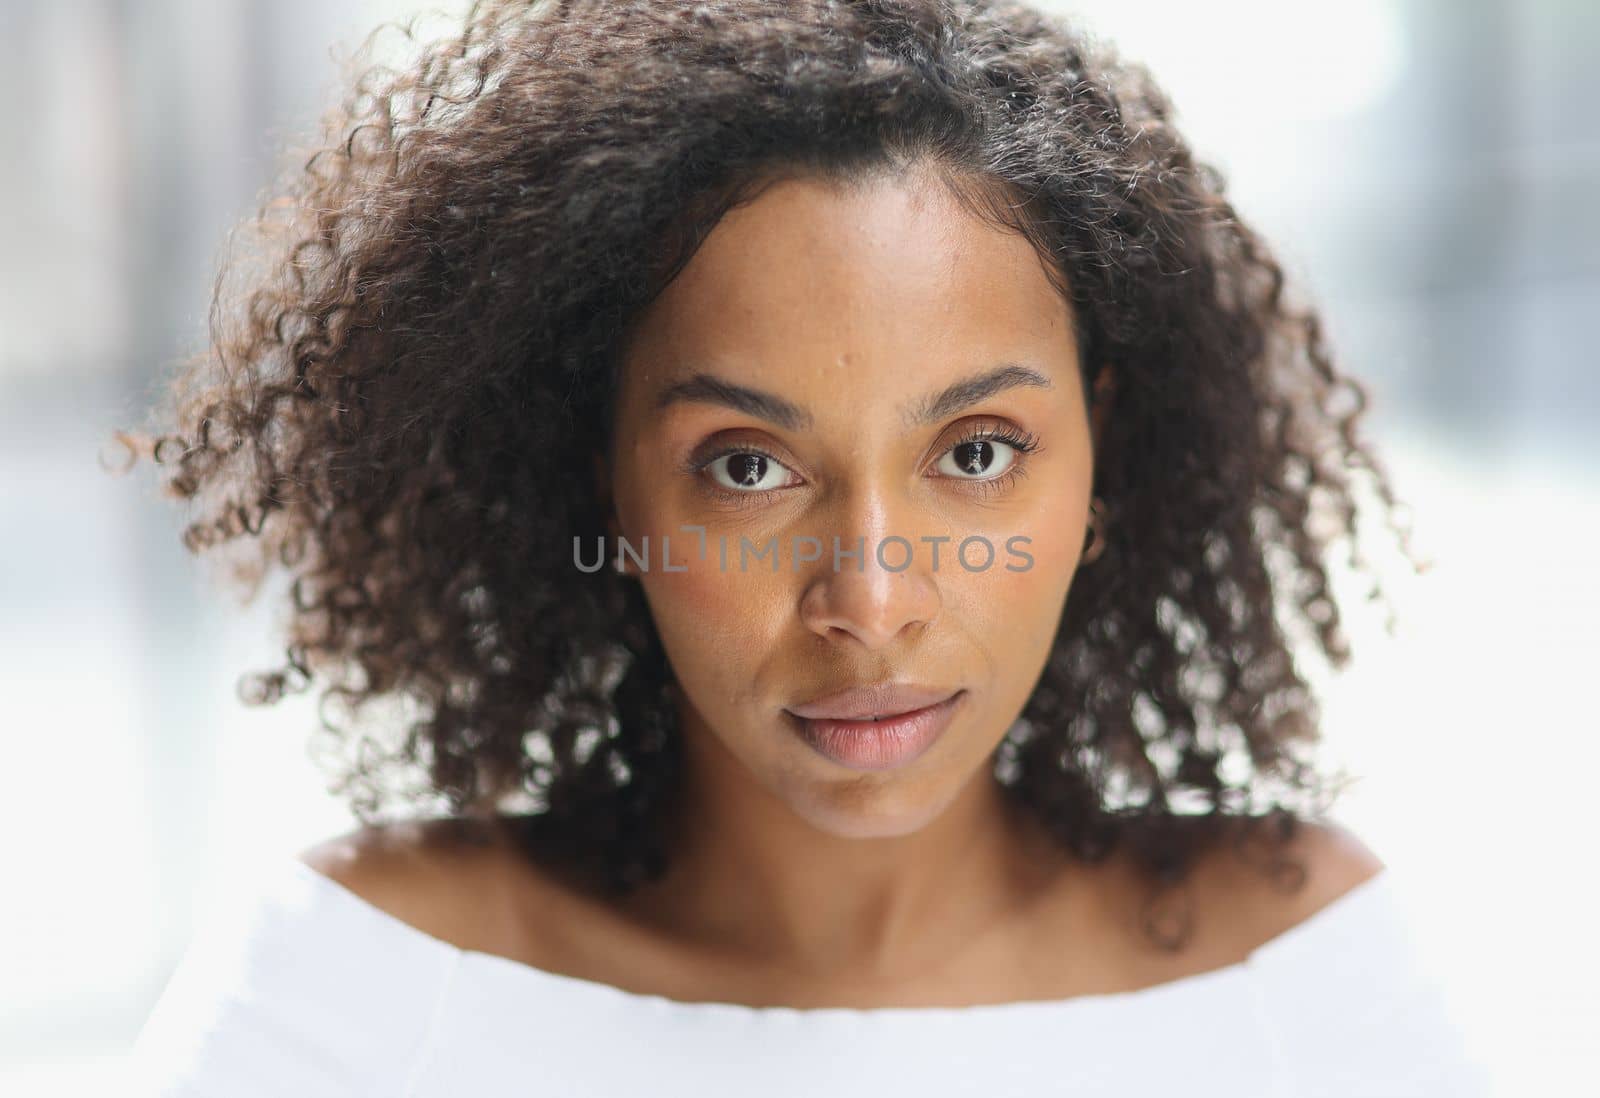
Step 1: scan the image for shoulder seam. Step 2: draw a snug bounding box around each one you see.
[1243,951,1294,1098]
[397,947,464,1098]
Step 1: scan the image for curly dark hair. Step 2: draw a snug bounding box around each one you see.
[112,0,1425,948]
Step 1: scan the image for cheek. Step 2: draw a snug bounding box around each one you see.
[633,541,789,712]
[616,481,786,714]
[944,491,1086,672]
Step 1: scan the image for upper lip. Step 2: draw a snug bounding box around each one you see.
[785,682,961,721]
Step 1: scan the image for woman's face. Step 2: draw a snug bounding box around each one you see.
[605,168,1096,840]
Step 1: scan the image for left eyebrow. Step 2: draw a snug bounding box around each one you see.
[652,362,1054,431]
[902,363,1054,427]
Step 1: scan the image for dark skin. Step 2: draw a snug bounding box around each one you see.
[301,168,1384,1009]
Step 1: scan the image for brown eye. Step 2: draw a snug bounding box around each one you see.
[704,450,800,493]
[936,437,1021,480]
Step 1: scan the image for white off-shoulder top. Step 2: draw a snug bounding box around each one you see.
[128,854,1490,1097]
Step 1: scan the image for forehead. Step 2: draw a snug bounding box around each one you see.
[621,171,1077,391]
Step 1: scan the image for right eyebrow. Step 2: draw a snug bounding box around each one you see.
[653,373,813,432]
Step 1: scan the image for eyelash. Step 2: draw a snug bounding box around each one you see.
[684,423,1044,509]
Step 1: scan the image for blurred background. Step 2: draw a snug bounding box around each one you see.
[1,0,1594,1093]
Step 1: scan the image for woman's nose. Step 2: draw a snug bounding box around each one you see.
[795,487,944,651]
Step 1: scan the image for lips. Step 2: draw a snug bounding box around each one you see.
[782,688,967,771]
[785,681,962,721]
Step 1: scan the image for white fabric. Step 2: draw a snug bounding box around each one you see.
[129,853,1491,1097]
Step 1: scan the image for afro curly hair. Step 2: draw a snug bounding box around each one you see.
[112,0,1425,948]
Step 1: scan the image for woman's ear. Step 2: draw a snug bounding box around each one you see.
[592,451,621,542]
[1089,363,1116,453]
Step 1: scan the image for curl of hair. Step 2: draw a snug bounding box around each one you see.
[114,0,1427,947]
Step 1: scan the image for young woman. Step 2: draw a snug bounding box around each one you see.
[124,1,1486,1094]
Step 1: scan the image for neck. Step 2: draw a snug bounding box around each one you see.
[623,692,1069,985]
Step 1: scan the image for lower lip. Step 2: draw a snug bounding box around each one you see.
[784,691,966,772]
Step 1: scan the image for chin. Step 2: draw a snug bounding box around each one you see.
[782,778,961,841]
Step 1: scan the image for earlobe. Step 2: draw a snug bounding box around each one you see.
[593,450,619,532]
[1088,363,1116,451]
[592,450,632,575]
[592,450,621,548]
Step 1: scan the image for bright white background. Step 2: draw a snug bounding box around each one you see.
[2,0,1594,1093]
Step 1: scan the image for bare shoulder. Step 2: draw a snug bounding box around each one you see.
[1261,816,1386,909]
[296,815,541,950]
[1198,816,1388,954]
